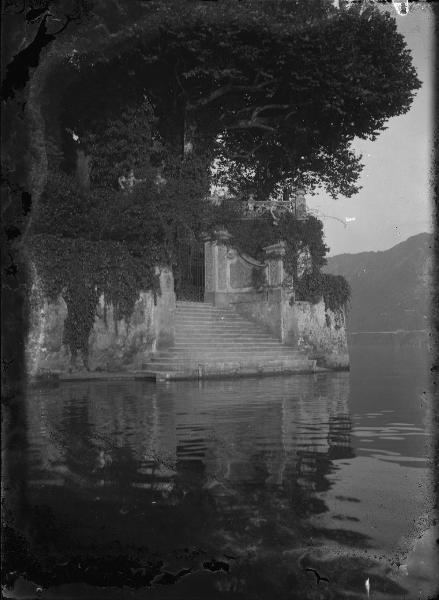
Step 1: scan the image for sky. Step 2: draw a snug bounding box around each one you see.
[307,3,435,256]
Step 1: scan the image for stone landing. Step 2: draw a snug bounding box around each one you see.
[140,301,316,381]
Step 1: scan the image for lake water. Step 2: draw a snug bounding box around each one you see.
[4,340,438,599]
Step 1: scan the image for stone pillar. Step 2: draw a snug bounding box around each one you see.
[154,267,176,349]
[204,239,215,303]
[204,230,233,307]
[263,241,286,288]
[295,187,307,219]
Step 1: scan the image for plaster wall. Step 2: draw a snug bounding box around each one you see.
[232,289,283,338]
[204,239,267,308]
[26,268,175,375]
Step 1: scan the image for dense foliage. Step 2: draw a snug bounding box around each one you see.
[58,0,420,200]
[227,214,328,275]
[28,0,418,351]
[225,212,350,312]
[28,234,160,358]
[295,271,351,313]
[29,157,214,355]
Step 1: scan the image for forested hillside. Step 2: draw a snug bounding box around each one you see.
[325,233,432,331]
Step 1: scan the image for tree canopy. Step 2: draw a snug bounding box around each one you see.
[53,0,420,200]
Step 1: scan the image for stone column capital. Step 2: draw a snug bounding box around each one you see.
[215,229,233,243]
[263,241,286,257]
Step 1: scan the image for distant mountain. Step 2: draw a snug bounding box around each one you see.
[324,233,433,332]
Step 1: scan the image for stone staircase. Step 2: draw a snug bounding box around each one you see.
[141,301,316,381]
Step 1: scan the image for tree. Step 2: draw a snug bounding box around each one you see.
[54,0,420,200]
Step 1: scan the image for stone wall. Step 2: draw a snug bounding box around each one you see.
[204,236,267,307]
[282,297,349,369]
[26,268,175,375]
[231,289,283,338]
[232,289,348,369]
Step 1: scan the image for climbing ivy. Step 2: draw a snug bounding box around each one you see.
[320,274,351,313]
[28,234,160,357]
[28,154,215,356]
[295,271,351,313]
[227,213,328,274]
[223,210,350,312]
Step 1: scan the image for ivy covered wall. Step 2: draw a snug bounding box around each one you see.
[26,268,175,376]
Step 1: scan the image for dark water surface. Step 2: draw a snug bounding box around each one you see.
[4,342,437,599]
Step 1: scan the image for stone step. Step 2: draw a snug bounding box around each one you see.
[175,319,272,325]
[175,324,274,339]
[174,335,273,341]
[175,307,224,313]
[144,365,316,381]
[145,358,314,371]
[175,308,238,314]
[175,307,248,313]
[174,338,280,344]
[175,316,276,331]
[167,353,299,359]
[174,323,275,331]
[149,354,308,363]
[171,340,286,347]
[175,322,271,328]
[175,317,269,324]
[174,329,275,337]
[172,345,289,351]
[160,345,301,352]
[157,301,315,380]
[175,317,260,324]
[151,357,313,364]
[175,303,249,314]
[162,346,302,353]
[150,353,303,361]
[175,315,240,321]
[176,301,215,305]
[175,317,268,324]
[149,359,305,368]
[175,339,280,345]
[175,308,218,312]
[161,347,302,355]
[175,321,266,329]
[151,351,302,360]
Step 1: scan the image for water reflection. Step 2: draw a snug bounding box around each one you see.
[27,375,354,508]
[5,345,436,599]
